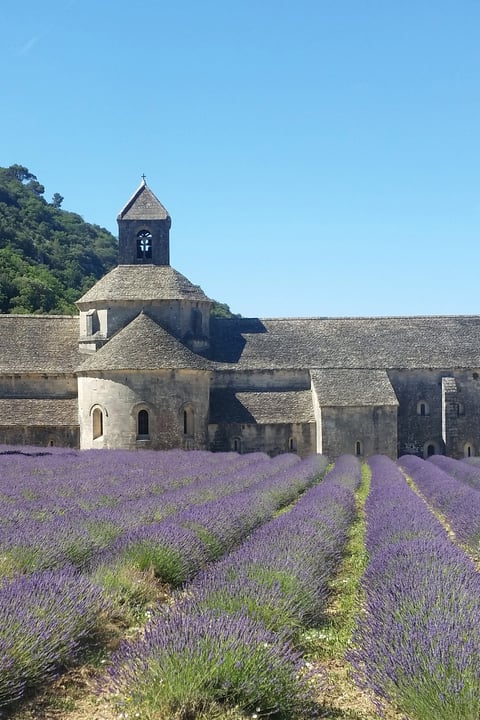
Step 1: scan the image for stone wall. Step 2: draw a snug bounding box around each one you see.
[320,405,398,459]
[118,217,170,266]
[389,369,445,457]
[0,374,77,398]
[78,368,211,450]
[441,370,480,458]
[0,425,79,448]
[208,421,316,457]
[79,300,211,348]
[388,369,480,458]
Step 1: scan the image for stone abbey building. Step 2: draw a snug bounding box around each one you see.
[1,180,479,459]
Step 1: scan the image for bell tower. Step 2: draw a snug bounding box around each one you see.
[117,178,171,265]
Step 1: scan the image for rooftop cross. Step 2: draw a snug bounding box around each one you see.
[141,173,147,183]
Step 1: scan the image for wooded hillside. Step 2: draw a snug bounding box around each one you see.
[0,165,118,314]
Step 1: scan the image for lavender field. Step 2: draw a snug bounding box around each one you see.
[350,455,480,720]
[1,447,480,719]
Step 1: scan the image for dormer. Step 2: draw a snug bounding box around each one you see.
[117,179,171,265]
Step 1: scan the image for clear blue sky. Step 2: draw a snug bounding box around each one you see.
[2,1,479,318]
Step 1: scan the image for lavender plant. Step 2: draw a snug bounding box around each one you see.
[108,605,311,720]
[92,453,328,588]
[399,453,480,551]
[0,449,305,574]
[0,448,328,711]
[0,566,109,707]
[349,455,480,720]
[428,454,480,490]
[188,455,361,634]
[106,456,360,718]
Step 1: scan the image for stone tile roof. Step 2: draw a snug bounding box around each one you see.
[209,389,315,424]
[76,265,211,304]
[211,315,480,370]
[77,312,212,372]
[0,398,78,425]
[117,181,170,220]
[442,377,458,392]
[0,315,79,373]
[311,369,399,407]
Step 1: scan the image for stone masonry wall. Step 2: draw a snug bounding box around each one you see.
[79,300,210,347]
[0,425,79,448]
[0,374,77,398]
[78,369,211,450]
[208,421,316,458]
[320,405,398,459]
[388,369,480,458]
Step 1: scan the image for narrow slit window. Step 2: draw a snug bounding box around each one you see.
[138,409,149,436]
[417,401,429,416]
[93,408,103,439]
[183,406,194,436]
[355,440,362,456]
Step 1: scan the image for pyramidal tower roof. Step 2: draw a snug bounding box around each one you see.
[117,179,170,221]
[77,312,212,372]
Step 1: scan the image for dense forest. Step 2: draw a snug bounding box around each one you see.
[0,165,118,314]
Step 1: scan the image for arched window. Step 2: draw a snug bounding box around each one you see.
[288,437,295,451]
[355,440,362,457]
[427,444,435,457]
[92,407,103,439]
[136,230,152,260]
[138,409,149,436]
[464,443,474,458]
[183,406,194,436]
[417,401,429,416]
[233,437,241,453]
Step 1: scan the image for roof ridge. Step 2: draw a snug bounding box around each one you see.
[258,314,480,321]
[0,314,78,320]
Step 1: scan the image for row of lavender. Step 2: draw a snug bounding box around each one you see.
[106,455,362,719]
[349,455,480,720]
[399,454,480,553]
[91,451,329,585]
[0,448,305,574]
[429,454,480,490]
[0,449,329,708]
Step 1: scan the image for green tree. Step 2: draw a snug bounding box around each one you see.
[6,164,36,182]
[51,193,64,208]
[0,164,118,314]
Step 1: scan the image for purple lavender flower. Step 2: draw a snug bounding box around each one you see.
[349,455,480,720]
[106,455,360,716]
[0,566,109,707]
[399,453,480,550]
